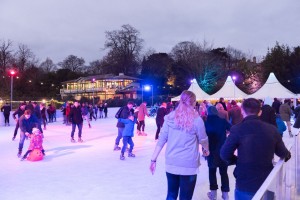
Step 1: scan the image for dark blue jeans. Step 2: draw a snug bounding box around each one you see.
[18,131,27,151]
[115,127,124,145]
[166,172,197,200]
[234,189,255,200]
[209,166,229,192]
[71,123,83,138]
[121,136,134,154]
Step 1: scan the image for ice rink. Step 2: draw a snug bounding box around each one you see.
[0,108,297,200]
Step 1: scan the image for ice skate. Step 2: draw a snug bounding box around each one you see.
[207,190,217,200]
[71,137,76,143]
[17,151,22,158]
[88,124,91,128]
[113,145,121,151]
[78,138,83,143]
[128,152,135,157]
[221,192,229,200]
[141,131,147,136]
[120,154,125,160]
[12,136,16,141]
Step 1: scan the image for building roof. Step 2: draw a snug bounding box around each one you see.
[62,73,141,84]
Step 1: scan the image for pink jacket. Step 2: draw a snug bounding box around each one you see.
[28,133,43,151]
[138,103,149,121]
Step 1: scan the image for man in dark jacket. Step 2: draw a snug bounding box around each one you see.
[69,101,83,143]
[114,101,134,150]
[220,98,291,200]
[32,102,43,134]
[12,103,26,140]
[1,102,11,126]
[271,98,281,114]
[17,109,39,157]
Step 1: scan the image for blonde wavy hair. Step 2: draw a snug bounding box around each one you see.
[174,90,198,131]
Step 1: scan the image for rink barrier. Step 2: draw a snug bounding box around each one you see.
[252,134,299,200]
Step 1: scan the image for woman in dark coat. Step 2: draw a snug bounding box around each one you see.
[155,102,168,140]
[205,106,231,200]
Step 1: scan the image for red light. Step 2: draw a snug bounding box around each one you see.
[10,70,15,75]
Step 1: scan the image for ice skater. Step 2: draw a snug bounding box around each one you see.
[21,128,45,161]
[118,115,136,160]
[1,102,11,126]
[69,101,84,143]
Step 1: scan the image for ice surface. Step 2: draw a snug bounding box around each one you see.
[0,108,296,200]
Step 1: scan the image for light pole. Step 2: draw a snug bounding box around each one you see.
[10,70,16,110]
[232,76,236,100]
[143,85,153,106]
[92,78,95,105]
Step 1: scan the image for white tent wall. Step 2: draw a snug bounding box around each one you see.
[247,72,297,99]
[171,79,210,101]
[208,76,248,100]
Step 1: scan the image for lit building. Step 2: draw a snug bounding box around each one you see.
[60,73,141,101]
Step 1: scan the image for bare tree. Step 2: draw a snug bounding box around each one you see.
[104,24,144,75]
[40,57,57,72]
[58,55,85,73]
[0,39,14,74]
[14,44,35,72]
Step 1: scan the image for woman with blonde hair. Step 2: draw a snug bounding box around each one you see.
[150,90,209,200]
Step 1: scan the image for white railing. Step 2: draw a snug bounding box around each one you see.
[253,135,299,200]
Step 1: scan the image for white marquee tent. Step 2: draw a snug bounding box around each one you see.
[208,76,248,100]
[171,79,210,101]
[247,72,298,99]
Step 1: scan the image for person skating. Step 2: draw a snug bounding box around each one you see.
[104,103,108,118]
[98,103,104,118]
[40,103,47,130]
[118,115,136,160]
[17,110,39,157]
[114,101,134,151]
[81,102,91,128]
[69,101,84,143]
[1,102,11,126]
[137,101,149,136]
[12,103,26,141]
[155,102,167,140]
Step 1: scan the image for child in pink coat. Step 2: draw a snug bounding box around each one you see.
[21,128,45,161]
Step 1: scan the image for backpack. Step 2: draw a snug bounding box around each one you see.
[115,107,124,119]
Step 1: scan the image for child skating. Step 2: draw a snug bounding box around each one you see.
[118,115,136,160]
[21,128,45,161]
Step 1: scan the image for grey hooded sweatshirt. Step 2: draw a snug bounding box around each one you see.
[157,111,209,175]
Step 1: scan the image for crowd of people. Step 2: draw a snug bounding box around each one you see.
[1,93,298,199]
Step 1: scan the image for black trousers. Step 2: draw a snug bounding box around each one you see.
[209,166,230,192]
[14,120,20,137]
[137,120,145,131]
[155,121,163,140]
[166,172,197,200]
[4,114,9,124]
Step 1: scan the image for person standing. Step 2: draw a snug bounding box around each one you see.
[220,98,291,200]
[228,100,243,125]
[217,97,227,111]
[114,101,134,151]
[12,103,26,141]
[1,102,11,126]
[205,106,231,200]
[137,101,149,136]
[104,103,108,118]
[40,103,47,130]
[98,103,104,118]
[17,109,39,157]
[32,102,43,134]
[279,99,293,137]
[69,101,84,143]
[81,102,91,128]
[93,104,98,118]
[216,103,229,122]
[150,90,209,200]
[155,102,167,140]
[272,98,281,114]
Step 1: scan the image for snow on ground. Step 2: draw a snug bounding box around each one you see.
[0,108,296,200]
